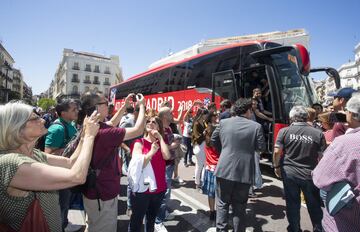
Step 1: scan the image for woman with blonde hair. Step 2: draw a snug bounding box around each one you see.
[0,101,99,232]
[318,112,335,144]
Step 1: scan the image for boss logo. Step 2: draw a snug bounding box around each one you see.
[289,134,313,143]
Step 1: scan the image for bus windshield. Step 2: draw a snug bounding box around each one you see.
[269,50,317,114]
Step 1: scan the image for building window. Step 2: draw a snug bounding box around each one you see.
[105,88,109,95]
[105,67,111,74]
[84,86,90,92]
[104,77,110,85]
[85,64,91,72]
[346,78,352,87]
[84,75,91,84]
[94,65,100,73]
[93,76,100,84]
[72,86,78,94]
[73,62,80,70]
[71,74,79,82]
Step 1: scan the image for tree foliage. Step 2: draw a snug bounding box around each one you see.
[38,98,56,111]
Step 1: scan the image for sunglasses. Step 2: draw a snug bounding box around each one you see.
[146,120,157,124]
[96,101,109,106]
[28,115,42,122]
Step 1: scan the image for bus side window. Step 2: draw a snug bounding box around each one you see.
[170,63,187,91]
[151,68,171,94]
[186,53,220,89]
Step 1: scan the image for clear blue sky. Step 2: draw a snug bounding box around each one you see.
[1,0,359,94]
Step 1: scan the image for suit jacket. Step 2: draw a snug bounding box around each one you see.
[211,116,265,184]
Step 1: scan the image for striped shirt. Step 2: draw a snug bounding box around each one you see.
[312,127,360,232]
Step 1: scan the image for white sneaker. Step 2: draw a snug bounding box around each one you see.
[64,222,83,232]
[155,223,168,232]
[173,176,185,184]
[165,210,175,220]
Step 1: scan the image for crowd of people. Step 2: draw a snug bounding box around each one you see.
[0,86,360,232]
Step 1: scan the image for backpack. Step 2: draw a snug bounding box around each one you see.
[35,121,70,152]
[70,147,118,211]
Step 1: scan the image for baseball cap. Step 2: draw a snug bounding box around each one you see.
[328,87,357,100]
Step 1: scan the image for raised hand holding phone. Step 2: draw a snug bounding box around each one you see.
[136,93,145,106]
[124,93,135,107]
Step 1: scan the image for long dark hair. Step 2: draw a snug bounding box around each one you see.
[78,92,102,125]
[205,111,217,147]
[193,108,209,123]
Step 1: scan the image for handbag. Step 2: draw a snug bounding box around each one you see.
[0,194,50,232]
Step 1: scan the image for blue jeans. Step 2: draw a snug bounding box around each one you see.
[183,137,193,164]
[59,189,71,230]
[155,164,175,224]
[282,171,323,232]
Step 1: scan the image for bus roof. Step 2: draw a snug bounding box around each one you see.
[111,40,268,89]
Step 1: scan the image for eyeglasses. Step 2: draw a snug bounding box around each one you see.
[96,101,108,106]
[146,120,157,124]
[28,115,42,122]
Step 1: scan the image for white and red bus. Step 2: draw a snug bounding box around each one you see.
[109,41,340,154]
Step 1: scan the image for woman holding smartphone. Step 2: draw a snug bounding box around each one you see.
[128,116,171,232]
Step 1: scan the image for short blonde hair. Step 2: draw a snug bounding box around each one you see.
[0,101,33,151]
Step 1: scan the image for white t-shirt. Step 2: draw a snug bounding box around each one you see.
[182,121,192,138]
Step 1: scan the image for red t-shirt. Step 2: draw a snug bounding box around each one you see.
[83,122,126,201]
[135,138,167,194]
[205,146,220,172]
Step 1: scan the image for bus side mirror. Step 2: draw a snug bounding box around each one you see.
[293,44,310,76]
[310,67,341,89]
[326,68,341,89]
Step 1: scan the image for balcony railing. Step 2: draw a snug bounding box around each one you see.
[71,78,80,83]
[94,69,100,73]
[72,66,80,70]
[104,70,111,74]
[93,80,100,85]
[85,68,91,72]
[103,81,111,86]
[83,80,91,84]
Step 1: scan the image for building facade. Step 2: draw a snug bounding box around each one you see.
[12,68,24,99]
[50,49,123,100]
[320,42,360,104]
[0,43,15,103]
[22,82,33,104]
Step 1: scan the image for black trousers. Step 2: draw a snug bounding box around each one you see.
[216,177,250,232]
[128,191,165,232]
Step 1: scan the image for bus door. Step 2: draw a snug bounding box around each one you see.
[239,64,276,154]
[211,70,238,103]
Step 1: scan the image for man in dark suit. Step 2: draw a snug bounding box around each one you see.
[211,98,265,232]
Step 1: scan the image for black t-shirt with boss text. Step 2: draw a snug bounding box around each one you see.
[275,122,327,180]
